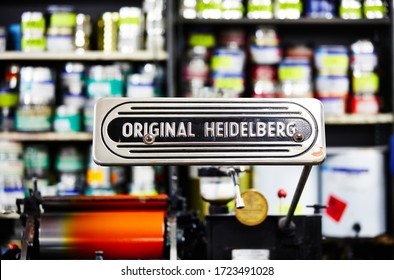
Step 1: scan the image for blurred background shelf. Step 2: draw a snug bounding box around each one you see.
[325,113,394,125]
[0,132,93,141]
[178,18,391,26]
[0,50,168,61]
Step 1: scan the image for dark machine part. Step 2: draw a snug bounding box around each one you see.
[16,178,42,260]
[198,165,322,260]
[205,215,322,260]
[165,193,207,260]
[175,210,208,260]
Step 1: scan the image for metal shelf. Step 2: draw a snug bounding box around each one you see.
[0,114,392,142]
[0,132,93,142]
[178,17,391,26]
[325,113,394,125]
[0,50,168,61]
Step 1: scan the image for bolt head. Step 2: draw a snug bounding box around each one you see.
[143,134,155,145]
[293,131,304,142]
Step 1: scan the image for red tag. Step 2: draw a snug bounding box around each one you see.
[325,194,347,222]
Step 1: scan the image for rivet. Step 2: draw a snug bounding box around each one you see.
[293,131,304,142]
[143,134,155,145]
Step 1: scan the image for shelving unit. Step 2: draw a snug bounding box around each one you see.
[172,1,394,258]
[0,131,93,141]
[0,0,171,221]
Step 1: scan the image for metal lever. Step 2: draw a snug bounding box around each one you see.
[226,168,245,209]
[279,165,312,232]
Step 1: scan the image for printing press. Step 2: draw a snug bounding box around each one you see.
[10,97,326,260]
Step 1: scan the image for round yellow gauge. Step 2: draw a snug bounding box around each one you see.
[234,189,269,226]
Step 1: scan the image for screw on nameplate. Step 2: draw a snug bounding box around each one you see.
[293,131,304,142]
[143,133,155,145]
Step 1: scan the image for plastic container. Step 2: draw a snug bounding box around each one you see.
[75,14,91,51]
[21,12,46,52]
[318,96,348,115]
[0,27,6,52]
[196,0,222,19]
[46,27,75,52]
[118,7,144,53]
[350,40,378,72]
[339,0,362,19]
[221,0,244,19]
[321,147,386,238]
[53,105,82,132]
[0,141,24,211]
[247,0,274,19]
[198,167,236,205]
[253,165,319,215]
[314,45,349,76]
[315,75,349,97]
[278,57,313,98]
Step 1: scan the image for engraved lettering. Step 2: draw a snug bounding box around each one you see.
[205,122,215,137]
[229,122,239,137]
[240,122,248,137]
[134,122,143,137]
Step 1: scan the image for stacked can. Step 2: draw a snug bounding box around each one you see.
[127,63,164,98]
[305,0,335,18]
[211,29,246,97]
[0,65,20,131]
[250,26,281,98]
[61,62,86,109]
[118,7,144,53]
[314,45,349,114]
[54,62,86,133]
[221,0,244,19]
[75,13,91,51]
[196,0,222,19]
[350,40,380,114]
[97,12,119,52]
[0,141,24,212]
[21,11,46,52]
[86,65,124,99]
[55,146,85,196]
[130,166,157,195]
[339,0,362,19]
[247,0,274,19]
[16,67,55,131]
[84,64,124,132]
[363,0,388,19]
[180,0,197,19]
[46,5,76,52]
[144,0,166,52]
[23,144,55,196]
[0,26,6,52]
[193,0,245,19]
[274,0,303,19]
[182,31,214,97]
[85,145,113,195]
[278,57,312,98]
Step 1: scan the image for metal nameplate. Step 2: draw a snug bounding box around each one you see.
[93,98,326,165]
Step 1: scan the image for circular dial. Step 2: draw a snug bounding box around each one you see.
[234,189,269,226]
